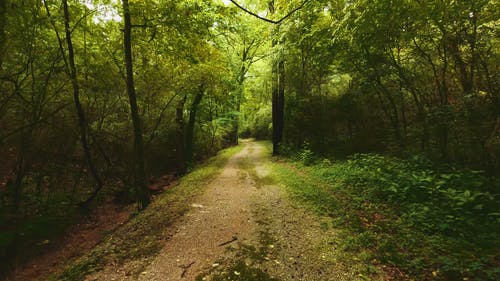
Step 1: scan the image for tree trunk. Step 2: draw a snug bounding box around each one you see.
[0,0,6,68]
[231,64,246,145]
[122,0,150,209]
[268,1,284,155]
[186,84,205,164]
[272,54,279,154]
[176,94,187,174]
[62,0,103,209]
[5,126,30,268]
[271,29,285,155]
[277,59,285,149]
[230,44,252,145]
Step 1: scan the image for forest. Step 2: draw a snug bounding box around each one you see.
[0,0,498,280]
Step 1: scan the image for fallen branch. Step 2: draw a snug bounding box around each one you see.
[180,261,195,278]
[218,235,238,246]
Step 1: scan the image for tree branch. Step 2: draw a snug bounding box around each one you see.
[146,92,181,145]
[0,103,70,142]
[229,0,309,24]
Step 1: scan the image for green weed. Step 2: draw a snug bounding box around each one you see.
[269,149,499,280]
[54,144,244,281]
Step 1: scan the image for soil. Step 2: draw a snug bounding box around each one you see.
[7,140,370,281]
[5,202,135,281]
[85,140,358,281]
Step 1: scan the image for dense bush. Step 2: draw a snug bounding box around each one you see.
[283,153,499,279]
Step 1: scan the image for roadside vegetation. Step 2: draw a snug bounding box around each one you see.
[266,142,499,280]
[52,144,243,281]
[1,0,498,280]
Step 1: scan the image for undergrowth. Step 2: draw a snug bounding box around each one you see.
[52,144,244,281]
[268,143,499,280]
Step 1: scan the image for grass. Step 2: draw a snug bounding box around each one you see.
[44,140,500,280]
[52,143,244,281]
[209,259,279,281]
[260,141,499,280]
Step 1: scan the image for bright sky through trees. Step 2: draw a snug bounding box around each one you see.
[82,0,122,23]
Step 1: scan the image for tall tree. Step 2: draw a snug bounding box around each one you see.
[185,83,205,164]
[228,0,305,154]
[61,0,103,208]
[121,0,150,209]
[0,0,6,67]
[269,1,285,155]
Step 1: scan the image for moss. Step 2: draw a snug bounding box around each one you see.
[211,260,279,281]
[196,240,280,281]
[196,208,280,281]
[54,255,101,281]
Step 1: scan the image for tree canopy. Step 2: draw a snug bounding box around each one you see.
[0,0,498,279]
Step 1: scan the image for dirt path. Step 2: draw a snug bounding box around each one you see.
[86,140,355,281]
[136,140,260,280]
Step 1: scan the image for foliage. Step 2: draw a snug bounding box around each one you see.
[270,149,499,280]
[1,0,498,278]
[297,141,315,165]
[55,144,244,281]
[0,0,248,275]
[276,0,499,172]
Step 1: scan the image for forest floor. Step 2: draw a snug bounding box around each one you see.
[5,203,135,281]
[83,140,369,281]
[7,140,387,281]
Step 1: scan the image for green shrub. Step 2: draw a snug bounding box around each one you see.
[298,142,315,166]
[277,152,500,280]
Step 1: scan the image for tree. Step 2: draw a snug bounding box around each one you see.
[215,16,268,145]
[0,0,6,67]
[60,0,103,209]
[228,0,308,154]
[121,0,150,209]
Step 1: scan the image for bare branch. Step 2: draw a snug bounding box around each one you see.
[229,0,309,25]
[146,92,181,145]
[0,103,70,142]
